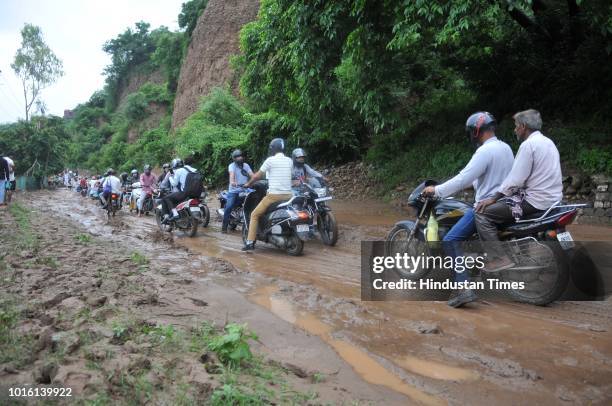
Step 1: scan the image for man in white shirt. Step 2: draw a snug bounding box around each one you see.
[100,169,122,209]
[242,138,293,251]
[475,109,563,272]
[422,112,514,307]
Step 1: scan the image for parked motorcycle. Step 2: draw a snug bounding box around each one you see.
[241,181,313,256]
[294,180,338,246]
[385,180,586,305]
[154,188,201,237]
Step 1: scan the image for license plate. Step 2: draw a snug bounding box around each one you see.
[315,196,332,202]
[296,224,309,232]
[189,207,201,213]
[557,231,574,250]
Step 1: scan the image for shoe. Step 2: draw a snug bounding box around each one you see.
[447,289,478,308]
[221,228,228,234]
[241,243,255,252]
[484,256,515,273]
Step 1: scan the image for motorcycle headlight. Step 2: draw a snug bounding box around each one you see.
[315,187,327,197]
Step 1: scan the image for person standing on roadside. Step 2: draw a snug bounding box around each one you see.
[0,156,9,207]
[4,157,16,204]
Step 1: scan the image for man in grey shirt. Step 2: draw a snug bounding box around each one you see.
[475,109,563,272]
[423,111,514,307]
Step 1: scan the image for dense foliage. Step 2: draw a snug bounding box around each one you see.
[237,0,612,184]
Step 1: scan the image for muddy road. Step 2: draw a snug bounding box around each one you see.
[17,189,612,404]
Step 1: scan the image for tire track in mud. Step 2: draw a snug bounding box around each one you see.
[36,189,612,405]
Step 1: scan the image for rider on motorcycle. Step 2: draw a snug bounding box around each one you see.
[475,109,564,272]
[242,138,293,251]
[100,168,122,209]
[158,163,170,184]
[130,169,139,185]
[422,112,514,308]
[222,149,253,233]
[137,164,157,216]
[291,148,328,191]
[161,158,203,223]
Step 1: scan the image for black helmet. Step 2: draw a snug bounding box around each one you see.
[162,163,170,170]
[466,112,496,143]
[292,148,306,167]
[268,138,285,156]
[120,172,128,181]
[171,158,184,169]
[107,168,115,176]
[143,164,152,172]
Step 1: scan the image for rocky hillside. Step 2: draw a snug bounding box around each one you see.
[117,68,165,108]
[171,0,260,130]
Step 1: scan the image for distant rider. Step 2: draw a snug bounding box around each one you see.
[100,169,122,209]
[137,164,157,216]
[161,158,203,222]
[291,148,327,190]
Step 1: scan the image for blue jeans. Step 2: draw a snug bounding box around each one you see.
[0,180,6,203]
[442,209,476,283]
[222,191,240,230]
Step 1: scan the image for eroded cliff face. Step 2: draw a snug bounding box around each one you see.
[171,0,260,130]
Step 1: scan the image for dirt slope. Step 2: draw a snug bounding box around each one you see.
[171,0,260,130]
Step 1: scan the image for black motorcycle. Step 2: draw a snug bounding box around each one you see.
[294,180,338,246]
[241,181,313,256]
[385,180,585,305]
[105,192,121,219]
[154,188,201,237]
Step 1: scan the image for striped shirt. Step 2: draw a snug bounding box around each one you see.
[260,153,293,194]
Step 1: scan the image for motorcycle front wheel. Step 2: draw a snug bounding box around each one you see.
[200,205,210,227]
[317,211,338,246]
[385,224,431,279]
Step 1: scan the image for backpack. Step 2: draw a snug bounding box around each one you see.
[184,168,203,197]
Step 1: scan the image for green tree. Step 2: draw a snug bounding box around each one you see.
[11,24,64,121]
[178,0,209,37]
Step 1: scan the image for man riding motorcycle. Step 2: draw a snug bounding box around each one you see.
[222,149,253,233]
[422,112,514,308]
[161,158,203,223]
[137,164,157,216]
[291,148,328,191]
[242,138,293,252]
[130,169,139,185]
[158,163,170,185]
[475,109,563,272]
[100,168,122,209]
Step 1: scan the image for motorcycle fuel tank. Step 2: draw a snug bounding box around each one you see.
[434,198,473,227]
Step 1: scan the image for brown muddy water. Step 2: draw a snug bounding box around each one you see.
[33,189,612,405]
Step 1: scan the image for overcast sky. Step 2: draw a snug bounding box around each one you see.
[0,0,185,124]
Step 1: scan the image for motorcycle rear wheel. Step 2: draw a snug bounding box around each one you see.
[184,216,198,238]
[286,232,304,256]
[501,242,569,306]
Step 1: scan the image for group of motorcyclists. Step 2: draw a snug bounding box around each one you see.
[69,107,569,308]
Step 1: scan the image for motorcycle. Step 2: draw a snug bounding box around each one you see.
[128,182,141,214]
[385,180,586,305]
[198,189,211,227]
[294,180,338,246]
[241,181,313,256]
[105,192,121,219]
[154,188,201,237]
[217,186,252,231]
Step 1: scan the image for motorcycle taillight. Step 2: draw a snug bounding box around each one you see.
[111,193,118,199]
[189,200,200,207]
[556,210,577,227]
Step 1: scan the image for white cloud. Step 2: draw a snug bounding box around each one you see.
[0,0,185,123]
